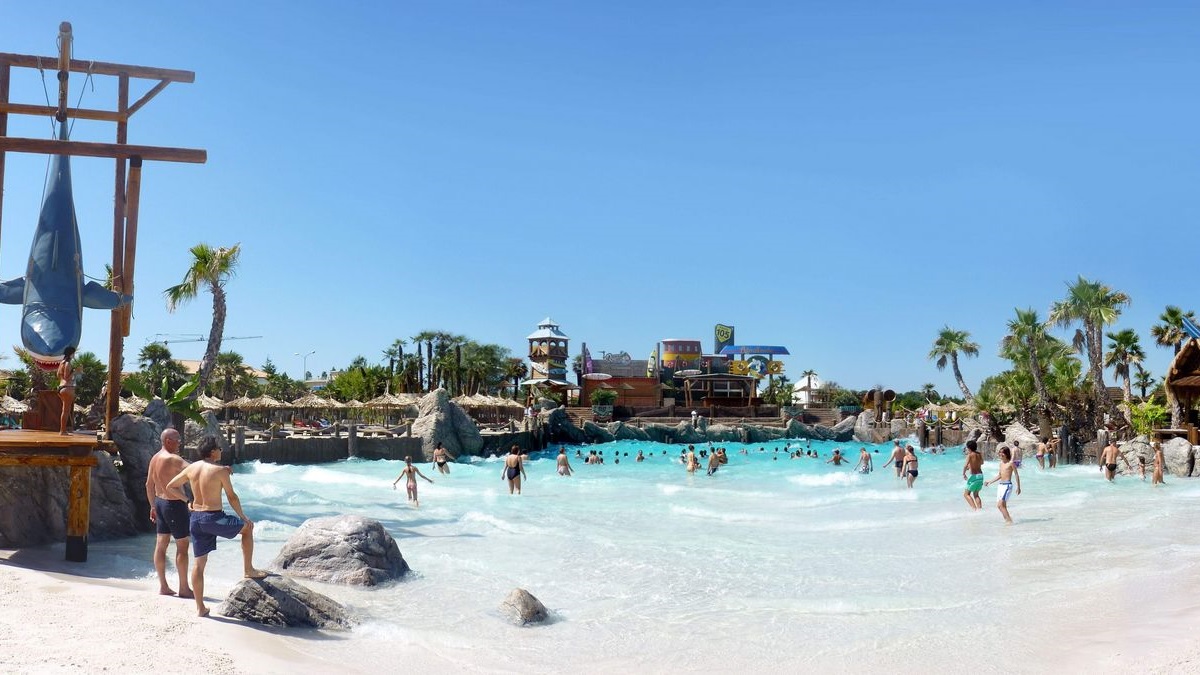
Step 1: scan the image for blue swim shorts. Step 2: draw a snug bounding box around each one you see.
[190,510,246,557]
[154,497,191,540]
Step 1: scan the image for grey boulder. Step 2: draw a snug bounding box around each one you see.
[272,515,409,586]
[220,575,354,629]
[412,388,484,457]
[500,588,549,626]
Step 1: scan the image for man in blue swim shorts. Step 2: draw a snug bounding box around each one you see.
[167,436,268,616]
[145,428,193,598]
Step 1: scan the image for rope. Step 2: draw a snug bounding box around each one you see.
[67,61,95,138]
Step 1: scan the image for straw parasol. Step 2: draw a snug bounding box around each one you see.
[197,394,225,411]
[0,395,29,414]
[292,392,332,408]
[225,395,255,409]
[247,395,287,409]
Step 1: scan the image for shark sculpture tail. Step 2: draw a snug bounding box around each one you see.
[0,122,132,370]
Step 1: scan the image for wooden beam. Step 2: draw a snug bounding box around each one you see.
[0,101,123,122]
[0,454,98,468]
[106,76,129,437]
[0,53,195,84]
[121,157,142,336]
[0,136,206,163]
[66,463,91,562]
[0,62,8,263]
[126,79,170,118]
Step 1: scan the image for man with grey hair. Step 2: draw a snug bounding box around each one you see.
[145,427,193,597]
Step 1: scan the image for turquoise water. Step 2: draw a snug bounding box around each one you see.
[95,439,1200,672]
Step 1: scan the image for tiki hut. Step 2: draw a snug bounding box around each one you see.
[1165,338,1200,443]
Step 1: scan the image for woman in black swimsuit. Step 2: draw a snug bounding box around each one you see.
[431,442,456,475]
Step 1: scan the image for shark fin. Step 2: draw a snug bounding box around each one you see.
[82,281,132,309]
[0,277,25,305]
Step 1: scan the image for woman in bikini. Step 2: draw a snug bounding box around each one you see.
[56,347,79,435]
[393,456,433,507]
[431,442,456,475]
[901,445,919,488]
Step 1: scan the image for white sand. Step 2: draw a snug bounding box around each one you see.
[4,544,1200,675]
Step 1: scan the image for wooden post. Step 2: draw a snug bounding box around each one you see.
[55,23,71,123]
[0,62,9,255]
[105,75,129,436]
[121,157,142,335]
[65,461,91,562]
[348,423,358,458]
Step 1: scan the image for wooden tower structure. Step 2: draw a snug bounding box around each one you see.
[523,317,572,398]
[0,23,206,561]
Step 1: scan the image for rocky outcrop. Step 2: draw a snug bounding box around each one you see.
[581,421,614,444]
[543,407,587,445]
[499,588,549,626]
[1001,422,1040,448]
[853,410,876,443]
[830,415,857,442]
[271,515,409,586]
[411,389,483,457]
[141,399,171,437]
[220,576,354,629]
[184,411,231,457]
[111,413,162,532]
[609,421,651,442]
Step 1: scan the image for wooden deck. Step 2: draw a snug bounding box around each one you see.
[0,429,113,562]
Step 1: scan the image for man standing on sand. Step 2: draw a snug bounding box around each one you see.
[502,445,526,494]
[556,447,573,476]
[166,436,268,617]
[962,439,984,510]
[145,428,193,598]
[887,440,905,478]
[985,446,1021,524]
[1100,439,1131,481]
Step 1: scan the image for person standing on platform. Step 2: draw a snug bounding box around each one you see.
[56,347,79,434]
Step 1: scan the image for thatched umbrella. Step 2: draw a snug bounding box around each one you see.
[197,394,225,412]
[118,396,145,414]
[0,395,29,414]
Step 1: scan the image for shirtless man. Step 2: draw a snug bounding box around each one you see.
[393,456,433,506]
[1099,439,1131,481]
[166,436,267,617]
[887,440,905,478]
[962,439,984,510]
[855,447,873,474]
[1035,437,1048,470]
[556,447,573,476]
[901,445,919,488]
[706,450,721,476]
[1152,442,1166,486]
[502,445,526,494]
[145,428,193,598]
[431,442,456,475]
[1046,437,1058,469]
[984,446,1022,524]
[826,449,848,466]
[1011,440,1023,469]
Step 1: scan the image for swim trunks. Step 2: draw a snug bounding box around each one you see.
[894,461,902,468]
[1013,460,1022,468]
[908,469,918,477]
[190,510,246,557]
[154,497,190,540]
[996,480,1013,503]
[1106,463,1117,472]
[966,474,983,493]
[436,460,447,467]
[506,466,521,480]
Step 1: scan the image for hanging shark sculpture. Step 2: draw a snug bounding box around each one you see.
[0,122,131,370]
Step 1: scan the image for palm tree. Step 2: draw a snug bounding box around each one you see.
[382,339,406,379]
[799,369,818,406]
[928,326,979,403]
[1151,305,1196,355]
[1104,328,1145,419]
[212,351,251,402]
[411,331,438,391]
[1048,276,1129,414]
[1133,365,1156,401]
[504,358,527,394]
[1002,308,1054,431]
[164,243,241,396]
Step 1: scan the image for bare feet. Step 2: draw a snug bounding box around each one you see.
[244,569,269,580]
[178,590,195,599]
[159,588,176,596]
[197,607,210,617]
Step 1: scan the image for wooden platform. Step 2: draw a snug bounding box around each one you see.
[0,429,113,562]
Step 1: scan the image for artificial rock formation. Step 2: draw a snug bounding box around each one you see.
[221,575,354,629]
[411,389,484,458]
[271,515,409,586]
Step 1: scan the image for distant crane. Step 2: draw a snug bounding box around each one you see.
[144,334,263,347]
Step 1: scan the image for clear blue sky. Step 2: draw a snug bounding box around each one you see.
[1,2,1197,394]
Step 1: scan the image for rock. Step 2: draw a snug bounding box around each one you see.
[745,425,785,444]
[499,588,549,626]
[411,389,484,457]
[853,410,876,443]
[184,411,230,458]
[703,424,741,443]
[581,421,614,444]
[889,419,907,437]
[542,407,586,445]
[0,450,138,546]
[141,399,172,435]
[1162,438,1194,477]
[610,422,650,442]
[830,415,857,442]
[1002,422,1040,448]
[220,575,354,629]
[641,423,677,443]
[272,515,409,586]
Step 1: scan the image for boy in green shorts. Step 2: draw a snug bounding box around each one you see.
[962,439,984,510]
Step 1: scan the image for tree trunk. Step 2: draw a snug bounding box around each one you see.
[426,341,433,392]
[197,286,226,397]
[950,354,974,403]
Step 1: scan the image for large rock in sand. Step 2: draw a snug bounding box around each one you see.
[500,588,549,626]
[411,388,483,457]
[272,515,409,585]
[221,575,354,628]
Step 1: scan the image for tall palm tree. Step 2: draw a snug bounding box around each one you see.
[920,383,938,403]
[382,339,406,378]
[928,326,979,403]
[1048,276,1129,413]
[411,331,438,391]
[164,243,241,396]
[1151,305,1196,355]
[1002,308,1053,430]
[1104,328,1145,419]
[1133,365,1156,401]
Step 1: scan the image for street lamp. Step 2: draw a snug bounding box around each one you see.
[295,350,315,384]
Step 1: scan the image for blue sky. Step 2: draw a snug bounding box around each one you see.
[1,2,1196,394]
